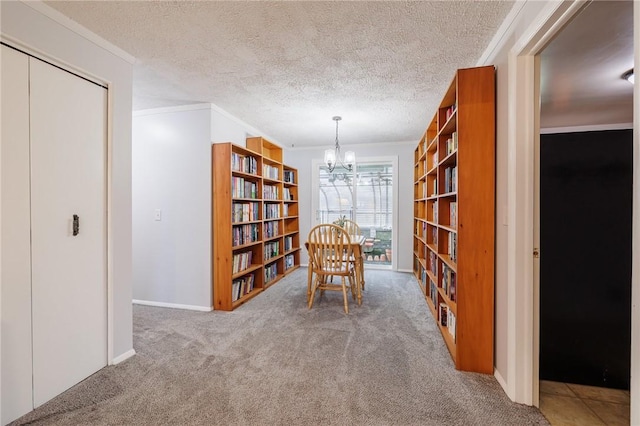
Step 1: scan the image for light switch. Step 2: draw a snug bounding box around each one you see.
[154,209,162,221]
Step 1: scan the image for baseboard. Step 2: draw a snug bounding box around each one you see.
[494,367,509,397]
[132,299,213,312]
[112,349,136,365]
[397,268,413,273]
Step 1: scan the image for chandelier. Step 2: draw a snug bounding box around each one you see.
[324,116,355,173]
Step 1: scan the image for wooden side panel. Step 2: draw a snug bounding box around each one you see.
[455,66,496,373]
[212,143,233,310]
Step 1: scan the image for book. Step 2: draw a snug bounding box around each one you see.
[439,303,448,327]
[449,202,457,228]
[449,272,456,302]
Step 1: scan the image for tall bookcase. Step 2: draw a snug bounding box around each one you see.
[212,137,300,311]
[413,66,495,373]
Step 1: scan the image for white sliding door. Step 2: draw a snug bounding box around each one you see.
[1,45,108,423]
[29,57,108,407]
[1,44,33,425]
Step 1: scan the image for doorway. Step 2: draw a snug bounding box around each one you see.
[312,156,398,270]
[503,0,637,419]
[535,1,634,422]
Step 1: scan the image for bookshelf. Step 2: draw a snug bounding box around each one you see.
[212,138,300,311]
[412,66,495,373]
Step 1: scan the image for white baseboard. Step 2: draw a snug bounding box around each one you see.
[132,299,213,312]
[494,367,509,397]
[112,349,135,365]
[398,268,413,273]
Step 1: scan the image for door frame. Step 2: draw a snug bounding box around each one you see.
[1,39,114,365]
[506,0,588,406]
[506,1,639,421]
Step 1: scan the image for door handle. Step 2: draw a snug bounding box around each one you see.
[73,214,79,236]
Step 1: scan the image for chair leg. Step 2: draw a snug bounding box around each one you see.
[308,275,320,309]
[341,276,349,314]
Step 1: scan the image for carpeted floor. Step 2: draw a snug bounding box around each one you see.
[11,268,549,425]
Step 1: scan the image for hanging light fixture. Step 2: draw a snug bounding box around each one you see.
[324,116,355,173]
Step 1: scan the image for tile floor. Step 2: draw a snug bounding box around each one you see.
[539,380,630,426]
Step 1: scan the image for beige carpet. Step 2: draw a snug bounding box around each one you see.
[11,268,549,425]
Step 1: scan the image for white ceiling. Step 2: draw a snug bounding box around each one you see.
[44,1,634,148]
[540,0,634,130]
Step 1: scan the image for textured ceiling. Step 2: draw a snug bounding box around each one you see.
[540,0,634,130]
[45,1,515,148]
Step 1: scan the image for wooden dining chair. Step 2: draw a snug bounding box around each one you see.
[307,223,357,313]
[341,219,361,236]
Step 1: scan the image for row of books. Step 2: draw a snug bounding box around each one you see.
[444,132,458,156]
[415,221,427,240]
[429,251,437,277]
[232,223,259,247]
[263,164,279,180]
[232,202,259,223]
[232,250,253,274]
[283,204,291,217]
[263,184,279,200]
[430,151,438,171]
[429,279,438,308]
[443,166,457,194]
[284,254,295,270]
[283,170,295,184]
[231,153,257,175]
[442,263,456,302]
[444,103,457,122]
[264,241,280,260]
[419,181,427,199]
[449,202,457,228]
[284,235,294,251]
[438,302,456,342]
[264,221,280,239]
[283,187,294,201]
[448,232,457,262]
[232,177,258,199]
[264,263,278,284]
[264,203,280,220]
[432,202,438,222]
[231,273,255,302]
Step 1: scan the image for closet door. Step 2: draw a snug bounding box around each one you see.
[29,58,108,406]
[1,44,33,425]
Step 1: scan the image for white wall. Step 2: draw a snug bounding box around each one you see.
[211,107,252,146]
[469,0,550,395]
[284,142,415,272]
[0,0,134,365]
[132,105,213,310]
[132,104,279,310]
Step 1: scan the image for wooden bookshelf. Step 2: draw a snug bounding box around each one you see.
[412,66,495,373]
[212,138,300,311]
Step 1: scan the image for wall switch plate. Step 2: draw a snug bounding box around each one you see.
[154,209,162,221]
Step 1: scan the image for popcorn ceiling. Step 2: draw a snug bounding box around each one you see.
[46,1,514,147]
